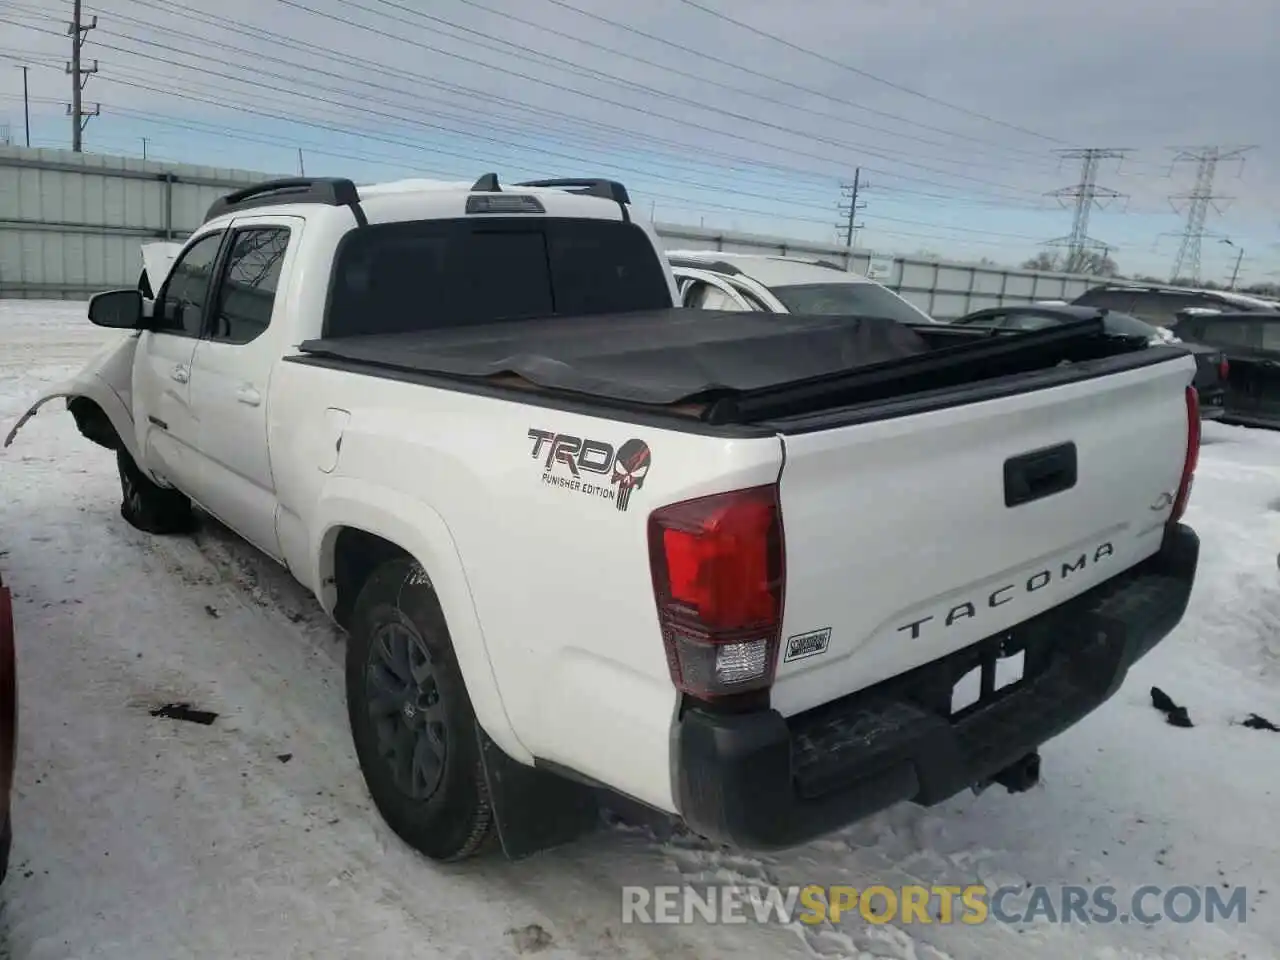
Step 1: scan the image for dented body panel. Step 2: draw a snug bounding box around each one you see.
[4,334,145,469]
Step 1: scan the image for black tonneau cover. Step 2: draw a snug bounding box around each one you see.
[298,309,929,406]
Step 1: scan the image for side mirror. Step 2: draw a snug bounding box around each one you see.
[88,289,145,329]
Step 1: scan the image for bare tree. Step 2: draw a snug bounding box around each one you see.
[1022,250,1120,277]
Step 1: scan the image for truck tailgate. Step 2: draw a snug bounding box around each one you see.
[771,354,1194,718]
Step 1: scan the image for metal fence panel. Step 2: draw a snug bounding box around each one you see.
[0,146,1103,311]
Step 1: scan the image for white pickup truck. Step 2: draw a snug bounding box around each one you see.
[6,174,1203,862]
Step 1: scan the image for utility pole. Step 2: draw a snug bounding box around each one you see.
[19,65,29,147]
[1044,148,1129,274]
[1168,146,1255,284]
[1220,238,1244,290]
[837,168,867,247]
[141,137,148,160]
[297,148,305,176]
[66,0,99,152]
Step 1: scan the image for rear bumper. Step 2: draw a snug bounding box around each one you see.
[673,522,1199,850]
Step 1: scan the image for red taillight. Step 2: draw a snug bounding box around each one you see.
[1219,357,1230,380]
[1171,385,1200,524]
[648,485,785,700]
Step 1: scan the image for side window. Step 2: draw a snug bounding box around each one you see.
[156,232,225,337]
[210,227,291,344]
[1075,289,1135,312]
[1191,320,1258,350]
[697,285,748,311]
[1003,313,1059,331]
[971,312,1010,327]
[1256,322,1280,352]
[1127,292,1199,327]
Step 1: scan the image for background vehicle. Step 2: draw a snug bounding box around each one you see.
[7,174,1201,865]
[950,304,1228,419]
[1172,310,1280,428]
[666,249,937,323]
[1071,282,1280,329]
[0,564,15,884]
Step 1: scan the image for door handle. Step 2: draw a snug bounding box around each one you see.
[170,365,189,384]
[1004,442,1078,508]
[236,386,262,407]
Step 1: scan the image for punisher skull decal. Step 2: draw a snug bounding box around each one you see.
[610,439,652,512]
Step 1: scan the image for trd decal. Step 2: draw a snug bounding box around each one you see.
[527,429,653,513]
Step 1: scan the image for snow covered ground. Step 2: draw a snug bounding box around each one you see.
[0,300,1277,960]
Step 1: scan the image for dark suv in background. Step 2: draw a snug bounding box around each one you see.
[1173,310,1280,429]
[1072,283,1279,329]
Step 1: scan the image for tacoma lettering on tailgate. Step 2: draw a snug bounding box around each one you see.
[896,542,1115,640]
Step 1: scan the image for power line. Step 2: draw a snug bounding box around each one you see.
[9,20,1055,238]
[64,0,1074,204]
[65,0,98,150]
[1168,145,1256,283]
[18,54,1068,249]
[268,0,1051,199]
[837,169,866,247]
[1043,148,1129,273]
[99,66,1050,244]
[31,2,1055,206]
[670,0,1063,145]
[449,0,1063,168]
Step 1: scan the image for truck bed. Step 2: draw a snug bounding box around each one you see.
[294,309,1182,428]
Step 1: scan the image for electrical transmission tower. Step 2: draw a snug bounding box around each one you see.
[1167,146,1255,284]
[837,169,867,247]
[66,0,99,152]
[1044,148,1129,274]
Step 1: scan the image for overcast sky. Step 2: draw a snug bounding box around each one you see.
[0,0,1275,282]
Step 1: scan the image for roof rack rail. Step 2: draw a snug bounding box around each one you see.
[514,178,630,205]
[203,177,363,224]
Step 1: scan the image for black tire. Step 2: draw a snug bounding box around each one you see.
[116,448,195,535]
[345,558,493,862]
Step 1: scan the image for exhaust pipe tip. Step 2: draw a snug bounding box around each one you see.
[992,751,1041,794]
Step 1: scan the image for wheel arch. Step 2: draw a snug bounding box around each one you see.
[313,484,531,764]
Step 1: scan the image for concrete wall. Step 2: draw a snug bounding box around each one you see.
[0,146,1099,316]
[0,146,286,299]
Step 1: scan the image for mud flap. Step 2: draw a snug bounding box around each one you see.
[476,727,600,860]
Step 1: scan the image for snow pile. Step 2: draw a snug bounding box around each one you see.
[0,301,1277,960]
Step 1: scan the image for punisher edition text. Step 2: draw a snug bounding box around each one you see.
[527,428,654,513]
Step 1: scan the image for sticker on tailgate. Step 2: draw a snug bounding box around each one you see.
[784,628,832,663]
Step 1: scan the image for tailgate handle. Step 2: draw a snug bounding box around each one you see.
[1004,442,1077,507]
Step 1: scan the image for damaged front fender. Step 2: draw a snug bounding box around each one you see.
[3,335,142,467]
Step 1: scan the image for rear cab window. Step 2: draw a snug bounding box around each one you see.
[324,218,672,338]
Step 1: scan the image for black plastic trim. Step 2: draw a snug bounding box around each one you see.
[514,178,630,205]
[673,522,1200,850]
[1004,441,1078,507]
[203,177,364,224]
